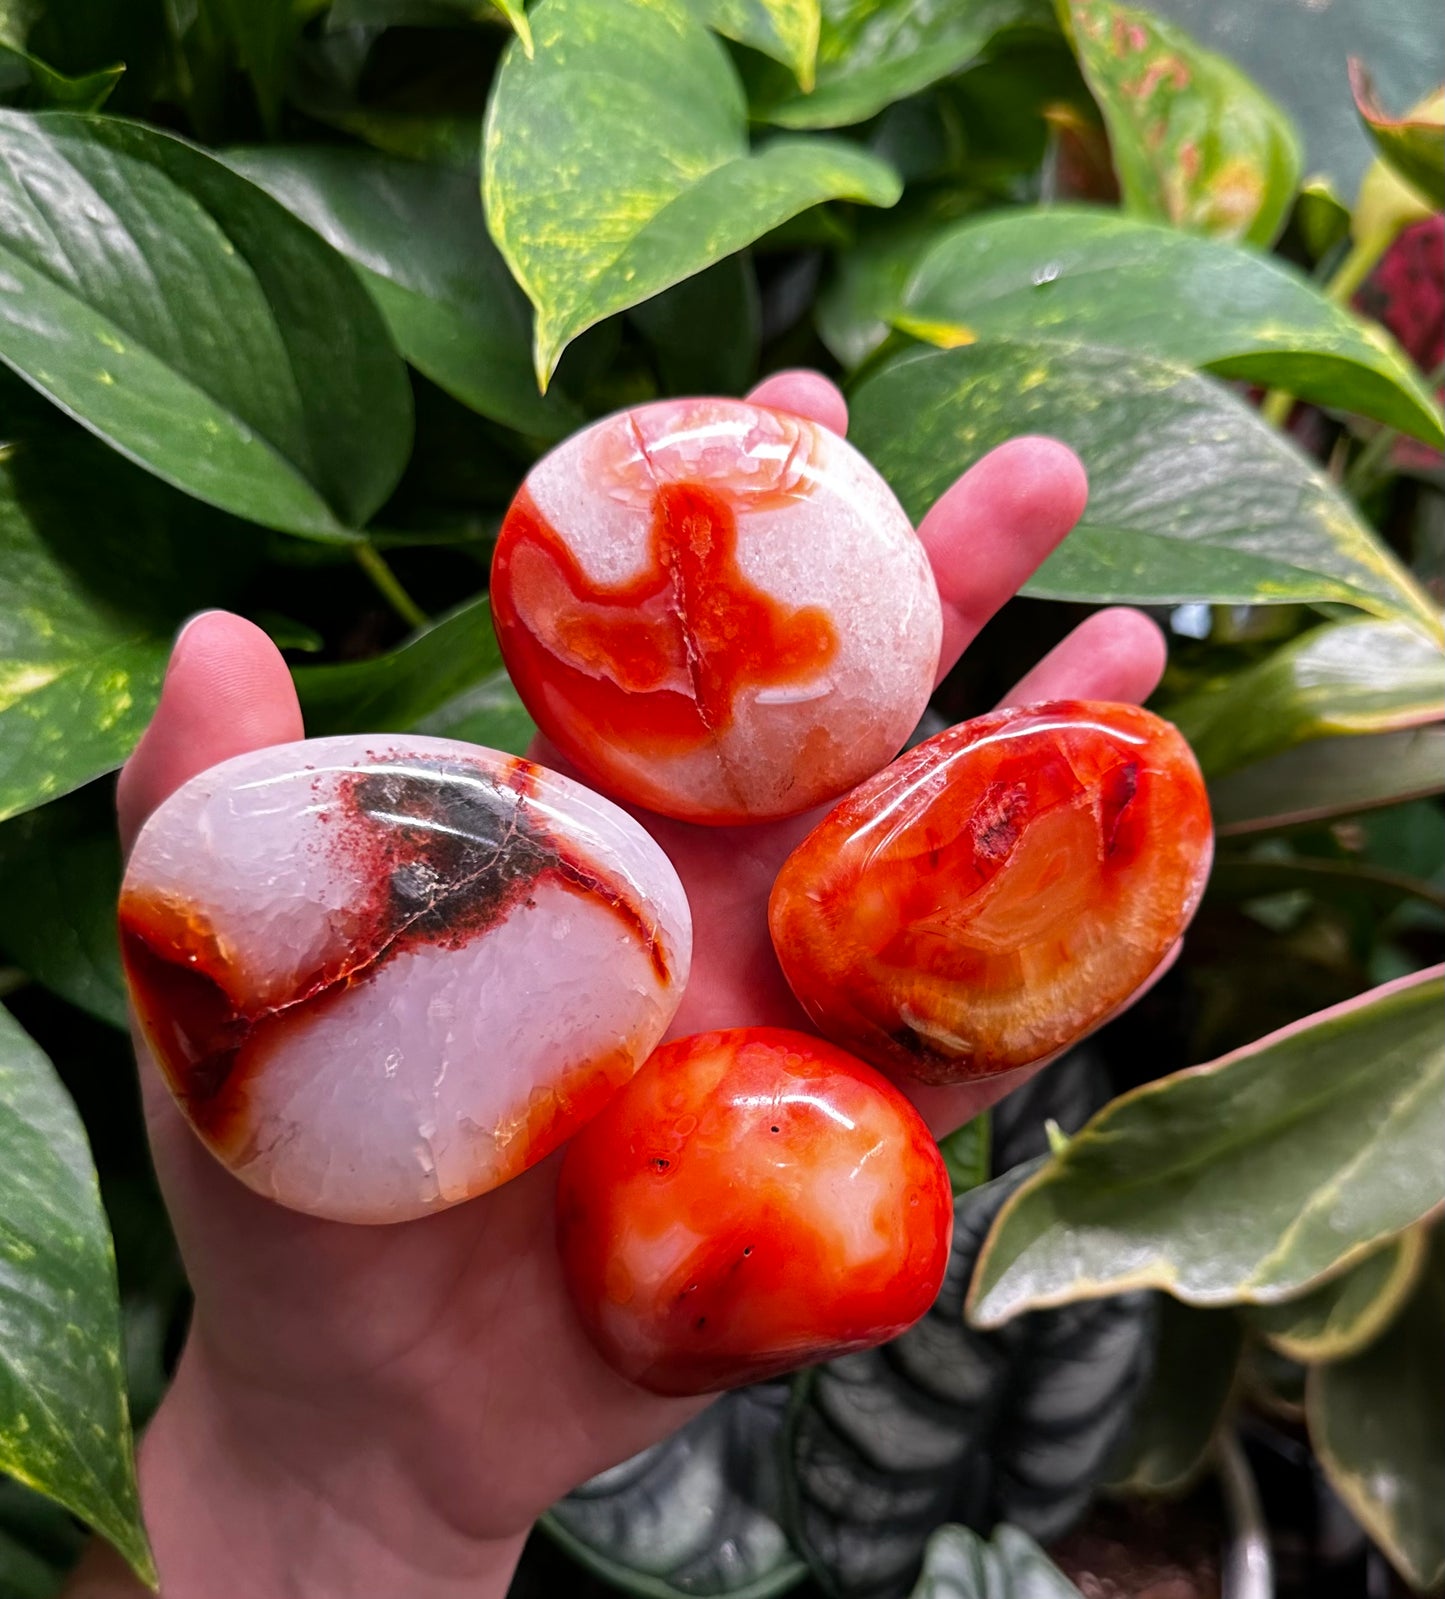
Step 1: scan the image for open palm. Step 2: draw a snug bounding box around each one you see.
[99,371,1166,1598]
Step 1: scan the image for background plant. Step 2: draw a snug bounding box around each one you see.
[0,0,1440,1595]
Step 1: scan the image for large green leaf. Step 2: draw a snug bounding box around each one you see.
[1241,1228,1426,1363]
[784,1163,1154,1598]
[546,1381,806,1599]
[691,0,819,91]
[1062,0,1302,247]
[1170,619,1445,778]
[0,111,412,539]
[1210,726,1445,837]
[757,0,1050,132]
[1350,65,1445,209]
[482,0,901,386]
[1309,1228,1445,1592]
[849,342,1442,636]
[969,967,1445,1325]
[225,146,580,439]
[894,208,1444,446]
[906,1525,1081,1598]
[0,1006,151,1582]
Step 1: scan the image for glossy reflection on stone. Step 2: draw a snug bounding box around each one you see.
[490,398,942,824]
[120,736,692,1223]
[769,702,1213,1085]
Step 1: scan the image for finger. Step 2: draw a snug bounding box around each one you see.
[907,937,1185,1141]
[919,436,1089,685]
[746,370,848,436]
[1000,607,1167,709]
[117,611,303,855]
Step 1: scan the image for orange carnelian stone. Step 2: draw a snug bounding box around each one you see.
[769,702,1213,1085]
[556,1028,953,1396]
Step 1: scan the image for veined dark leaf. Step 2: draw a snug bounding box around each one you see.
[849,341,1441,637]
[546,1381,806,1598]
[895,208,1443,446]
[482,0,901,386]
[905,1524,1082,1597]
[0,1006,151,1583]
[1062,0,1302,247]
[969,967,1445,1325]
[0,111,412,539]
[784,1163,1154,1598]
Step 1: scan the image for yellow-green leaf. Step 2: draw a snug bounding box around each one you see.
[1242,1229,1427,1364]
[690,0,818,90]
[1350,63,1445,210]
[1309,1229,1445,1592]
[1063,0,1302,246]
[1170,618,1445,778]
[482,0,900,386]
[968,967,1445,1326]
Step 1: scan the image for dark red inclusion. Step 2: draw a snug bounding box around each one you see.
[119,758,669,1151]
[491,481,839,754]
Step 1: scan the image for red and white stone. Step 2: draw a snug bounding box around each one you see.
[769,702,1213,1085]
[120,736,692,1222]
[490,398,942,824]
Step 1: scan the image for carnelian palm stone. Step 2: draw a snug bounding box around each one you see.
[769,701,1213,1084]
[490,398,943,824]
[120,736,692,1223]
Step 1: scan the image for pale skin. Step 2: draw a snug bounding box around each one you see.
[68,372,1168,1598]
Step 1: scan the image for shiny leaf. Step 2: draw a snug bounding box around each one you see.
[1063,0,1302,247]
[849,342,1441,635]
[895,207,1443,445]
[1350,63,1445,209]
[1170,619,1445,778]
[482,0,901,384]
[1241,1228,1427,1363]
[0,111,412,539]
[545,1381,806,1598]
[906,1524,1082,1598]
[629,254,761,396]
[785,1163,1154,1598]
[0,1006,151,1583]
[224,145,580,437]
[692,0,819,91]
[758,0,1050,132]
[1210,726,1445,837]
[969,967,1445,1325]
[1309,1229,1445,1592]
[1106,1299,1241,1495]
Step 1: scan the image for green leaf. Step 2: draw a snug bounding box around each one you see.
[1241,1228,1427,1364]
[906,1524,1082,1598]
[200,0,301,134]
[758,0,1052,132]
[968,966,1445,1326]
[1206,855,1445,917]
[1210,726,1445,837]
[0,1006,151,1583]
[1349,63,1445,209]
[784,1164,1154,1596]
[629,253,760,395]
[938,1114,990,1196]
[1169,618,1445,778]
[1106,1299,1241,1495]
[1295,176,1352,263]
[849,341,1442,636]
[295,595,509,738]
[482,0,901,386]
[0,111,413,540]
[546,1382,807,1599]
[224,145,580,439]
[1309,1228,1445,1592]
[894,207,1444,446]
[413,669,537,756]
[329,0,534,52]
[0,789,127,1029]
[1062,0,1302,247]
[690,0,818,91]
[0,44,121,109]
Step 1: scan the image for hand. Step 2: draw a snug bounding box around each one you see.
[77,373,1165,1598]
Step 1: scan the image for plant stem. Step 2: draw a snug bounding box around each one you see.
[353,543,429,631]
[1260,229,1395,430]
[1345,357,1445,498]
[1218,1431,1274,1599]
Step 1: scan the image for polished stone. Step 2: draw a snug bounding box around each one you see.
[491,398,942,823]
[120,736,692,1222]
